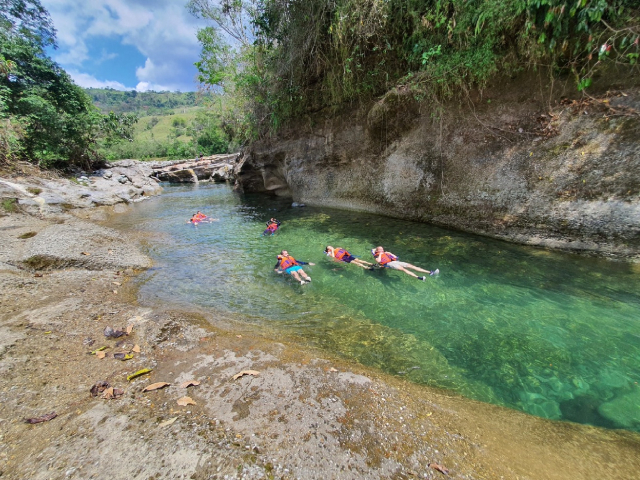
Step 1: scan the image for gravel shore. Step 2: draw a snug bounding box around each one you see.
[1,167,639,480]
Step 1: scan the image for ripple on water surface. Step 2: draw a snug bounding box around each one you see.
[108,183,640,432]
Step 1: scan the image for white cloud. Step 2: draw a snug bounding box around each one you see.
[41,0,205,91]
[66,70,130,90]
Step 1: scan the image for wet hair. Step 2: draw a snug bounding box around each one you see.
[324,246,333,253]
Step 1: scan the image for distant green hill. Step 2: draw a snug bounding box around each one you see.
[86,88,211,116]
[87,88,229,161]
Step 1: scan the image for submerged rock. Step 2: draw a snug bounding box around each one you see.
[598,390,640,429]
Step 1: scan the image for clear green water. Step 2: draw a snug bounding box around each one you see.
[110,183,640,431]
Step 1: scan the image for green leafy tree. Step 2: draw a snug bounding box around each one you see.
[1,1,146,168]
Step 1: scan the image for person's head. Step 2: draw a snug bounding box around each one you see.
[280,250,289,256]
[374,246,384,254]
[325,246,333,253]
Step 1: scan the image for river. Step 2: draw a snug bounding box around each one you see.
[108,182,640,432]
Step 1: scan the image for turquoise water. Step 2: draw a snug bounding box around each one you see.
[110,183,640,431]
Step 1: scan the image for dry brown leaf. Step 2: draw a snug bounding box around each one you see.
[159,417,177,428]
[132,344,141,353]
[143,382,170,392]
[429,463,449,475]
[90,381,109,396]
[232,370,260,380]
[112,281,121,286]
[329,367,338,372]
[95,351,106,359]
[81,251,90,256]
[112,290,118,294]
[176,396,196,406]
[236,335,242,338]
[101,387,124,400]
[24,412,57,424]
[126,324,133,335]
[179,380,200,389]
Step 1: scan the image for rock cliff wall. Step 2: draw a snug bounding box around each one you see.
[235,72,640,260]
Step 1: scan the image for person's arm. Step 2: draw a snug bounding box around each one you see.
[274,259,282,272]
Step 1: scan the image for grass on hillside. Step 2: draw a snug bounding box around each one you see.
[135,106,202,143]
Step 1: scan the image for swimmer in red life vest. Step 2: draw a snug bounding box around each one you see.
[187,212,218,225]
[274,250,315,284]
[263,218,281,236]
[371,246,438,280]
[325,246,374,269]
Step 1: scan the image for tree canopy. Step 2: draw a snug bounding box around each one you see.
[0,0,136,168]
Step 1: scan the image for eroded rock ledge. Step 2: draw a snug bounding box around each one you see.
[234,74,640,260]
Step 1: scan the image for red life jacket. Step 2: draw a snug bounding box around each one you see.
[334,248,349,260]
[376,252,396,265]
[196,214,206,220]
[267,222,278,231]
[278,255,297,270]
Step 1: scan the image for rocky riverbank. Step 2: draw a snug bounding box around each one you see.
[1,163,640,480]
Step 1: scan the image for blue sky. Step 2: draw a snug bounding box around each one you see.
[41,0,206,92]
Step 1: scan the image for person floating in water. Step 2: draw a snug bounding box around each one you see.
[187,211,217,225]
[325,246,374,269]
[274,250,315,285]
[371,246,438,280]
[263,218,281,236]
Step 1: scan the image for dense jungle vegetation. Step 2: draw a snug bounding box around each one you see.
[0,0,140,169]
[189,0,640,145]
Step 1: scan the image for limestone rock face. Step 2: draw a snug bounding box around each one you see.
[235,76,640,260]
[19,220,152,271]
[3,160,163,214]
[152,154,238,183]
[156,168,199,183]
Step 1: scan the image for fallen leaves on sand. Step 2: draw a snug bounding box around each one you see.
[90,381,110,396]
[236,335,242,338]
[114,352,133,361]
[132,344,141,353]
[143,382,170,392]
[159,417,178,428]
[429,463,449,475]
[232,370,260,380]
[104,326,125,338]
[81,251,90,256]
[127,368,153,381]
[179,380,200,388]
[126,324,134,335]
[95,351,106,359]
[177,396,196,406]
[102,387,124,400]
[329,367,338,372]
[112,281,121,286]
[90,346,108,354]
[24,412,57,424]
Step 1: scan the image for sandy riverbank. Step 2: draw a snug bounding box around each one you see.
[1,166,639,480]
